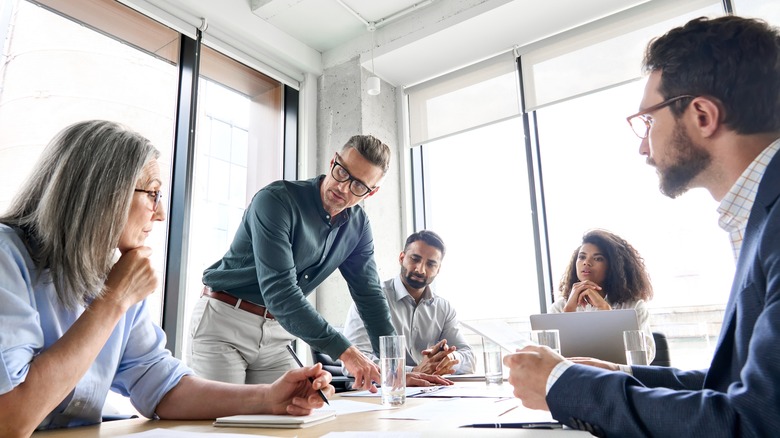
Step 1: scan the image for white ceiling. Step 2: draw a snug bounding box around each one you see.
[130,0,653,87]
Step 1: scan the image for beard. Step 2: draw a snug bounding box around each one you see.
[649,121,712,198]
[401,266,431,289]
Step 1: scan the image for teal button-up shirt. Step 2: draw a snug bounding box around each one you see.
[203,176,395,359]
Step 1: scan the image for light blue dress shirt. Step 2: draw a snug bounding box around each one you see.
[0,224,192,430]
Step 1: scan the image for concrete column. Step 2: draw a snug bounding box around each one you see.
[315,57,402,328]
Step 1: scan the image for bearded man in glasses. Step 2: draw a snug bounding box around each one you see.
[190,135,449,391]
[504,16,780,436]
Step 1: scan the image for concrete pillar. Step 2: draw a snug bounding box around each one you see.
[315,56,402,328]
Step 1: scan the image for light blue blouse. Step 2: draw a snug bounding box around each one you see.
[0,224,192,430]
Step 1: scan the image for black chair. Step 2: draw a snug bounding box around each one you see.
[311,349,354,392]
[650,332,671,367]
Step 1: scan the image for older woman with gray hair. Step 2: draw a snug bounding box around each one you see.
[0,120,333,436]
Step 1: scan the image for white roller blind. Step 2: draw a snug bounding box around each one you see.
[406,51,520,147]
[521,0,721,112]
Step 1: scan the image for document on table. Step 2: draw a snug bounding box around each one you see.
[212,399,390,429]
[380,397,556,426]
[117,429,273,437]
[460,319,535,352]
[340,386,449,398]
[327,399,396,414]
[413,383,515,398]
[322,433,425,438]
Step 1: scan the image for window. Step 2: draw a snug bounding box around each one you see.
[181,45,284,362]
[536,80,733,370]
[734,0,780,24]
[416,117,541,323]
[0,0,179,323]
[410,0,734,370]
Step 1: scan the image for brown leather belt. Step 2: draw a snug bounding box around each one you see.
[202,287,275,320]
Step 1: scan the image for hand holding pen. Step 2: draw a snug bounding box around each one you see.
[285,345,331,405]
[416,339,458,375]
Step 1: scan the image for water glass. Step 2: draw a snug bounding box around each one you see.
[623,330,648,365]
[530,329,561,354]
[482,338,503,385]
[380,335,406,406]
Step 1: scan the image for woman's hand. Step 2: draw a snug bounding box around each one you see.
[101,246,158,312]
[267,363,335,416]
[564,281,610,311]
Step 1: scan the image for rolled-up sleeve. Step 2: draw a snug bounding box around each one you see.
[0,237,40,395]
[110,301,193,418]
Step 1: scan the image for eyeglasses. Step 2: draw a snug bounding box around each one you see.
[331,153,375,197]
[626,95,695,139]
[134,189,162,211]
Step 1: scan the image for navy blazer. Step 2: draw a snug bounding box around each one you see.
[546,145,780,437]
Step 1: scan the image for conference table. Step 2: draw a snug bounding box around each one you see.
[32,383,590,437]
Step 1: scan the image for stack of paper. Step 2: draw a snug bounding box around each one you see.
[214,410,337,429]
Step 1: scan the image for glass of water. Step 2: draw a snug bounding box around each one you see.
[623,330,648,365]
[380,335,406,406]
[482,338,503,385]
[530,329,561,354]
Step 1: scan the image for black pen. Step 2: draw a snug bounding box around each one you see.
[460,422,562,429]
[430,341,448,355]
[285,345,330,405]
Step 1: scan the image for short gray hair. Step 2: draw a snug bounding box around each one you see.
[1,120,159,308]
[341,135,391,175]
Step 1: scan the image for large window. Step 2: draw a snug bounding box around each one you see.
[0,0,179,323]
[536,80,733,370]
[182,45,284,362]
[417,117,541,321]
[409,1,748,370]
[734,0,780,24]
[0,0,292,365]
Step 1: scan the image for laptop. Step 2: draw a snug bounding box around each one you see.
[530,309,639,364]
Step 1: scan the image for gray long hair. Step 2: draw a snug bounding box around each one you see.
[0,120,159,308]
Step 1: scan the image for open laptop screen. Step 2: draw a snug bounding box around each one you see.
[530,309,639,364]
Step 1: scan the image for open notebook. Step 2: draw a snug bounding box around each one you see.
[214,410,336,429]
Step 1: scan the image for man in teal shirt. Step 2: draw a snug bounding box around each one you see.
[190,135,428,390]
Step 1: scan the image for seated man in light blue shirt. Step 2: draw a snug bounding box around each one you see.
[343,230,475,379]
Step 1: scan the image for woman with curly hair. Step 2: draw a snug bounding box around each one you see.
[552,229,655,360]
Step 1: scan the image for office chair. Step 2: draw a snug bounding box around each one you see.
[311,349,354,392]
[650,332,671,367]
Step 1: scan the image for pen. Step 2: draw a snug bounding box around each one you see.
[460,422,562,429]
[430,341,449,355]
[285,344,330,405]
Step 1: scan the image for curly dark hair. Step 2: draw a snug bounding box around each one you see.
[643,16,780,134]
[558,229,653,305]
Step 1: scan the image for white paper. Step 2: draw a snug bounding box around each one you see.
[413,383,515,398]
[460,320,535,352]
[379,397,553,426]
[116,429,272,438]
[326,399,395,414]
[340,386,448,398]
[321,433,424,438]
